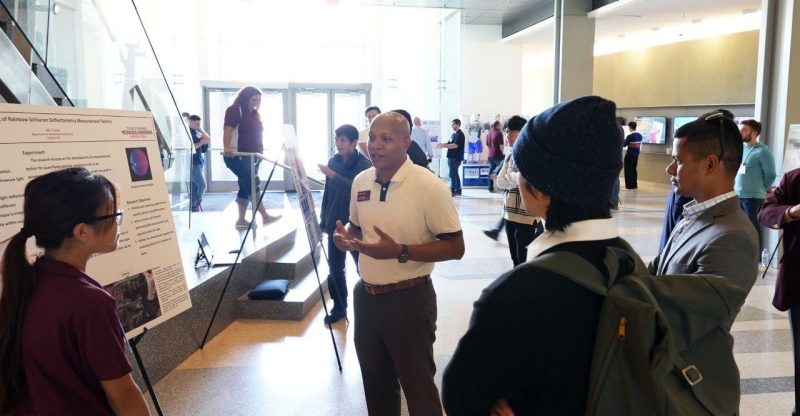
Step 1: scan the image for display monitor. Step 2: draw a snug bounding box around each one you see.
[632,116,667,144]
[672,116,696,138]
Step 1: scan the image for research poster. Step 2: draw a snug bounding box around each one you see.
[282,125,323,252]
[0,104,191,339]
[783,124,800,174]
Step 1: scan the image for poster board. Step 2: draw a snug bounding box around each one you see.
[0,104,191,339]
[282,125,323,251]
[782,124,800,175]
[422,120,441,158]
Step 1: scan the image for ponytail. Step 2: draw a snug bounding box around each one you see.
[0,231,36,413]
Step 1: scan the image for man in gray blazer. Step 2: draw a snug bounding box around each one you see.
[649,111,758,296]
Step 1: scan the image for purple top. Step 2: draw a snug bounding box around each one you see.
[13,257,131,415]
[486,129,504,160]
[225,105,264,153]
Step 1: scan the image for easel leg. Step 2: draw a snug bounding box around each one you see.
[309,243,344,372]
[130,328,164,416]
[200,159,279,348]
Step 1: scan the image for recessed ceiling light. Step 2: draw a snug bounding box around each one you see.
[618,34,626,38]
[742,8,757,15]
[691,18,703,24]
[651,27,659,31]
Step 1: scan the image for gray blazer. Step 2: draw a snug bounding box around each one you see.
[648,196,758,294]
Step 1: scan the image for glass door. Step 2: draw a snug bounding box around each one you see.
[294,90,330,184]
[333,92,368,136]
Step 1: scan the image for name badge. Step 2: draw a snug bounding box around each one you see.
[357,190,371,202]
[738,165,746,175]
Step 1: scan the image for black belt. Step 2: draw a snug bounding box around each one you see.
[361,275,430,296]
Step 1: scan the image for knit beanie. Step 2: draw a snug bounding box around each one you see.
[512,95,623,207]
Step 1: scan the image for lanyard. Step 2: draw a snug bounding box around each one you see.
[743,145,756,166]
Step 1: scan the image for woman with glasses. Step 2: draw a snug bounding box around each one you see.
[0,168,150,415]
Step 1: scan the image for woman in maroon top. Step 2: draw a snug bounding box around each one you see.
[223,85,279,228]
[486,120,505,192]
[0,168,149,415]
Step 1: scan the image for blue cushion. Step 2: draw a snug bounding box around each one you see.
[249,279,290,300]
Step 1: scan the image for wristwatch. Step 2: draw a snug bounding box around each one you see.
[398,244,409,263]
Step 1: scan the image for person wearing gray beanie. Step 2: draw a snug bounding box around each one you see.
[443,96,628,415]
[513,95,623,215]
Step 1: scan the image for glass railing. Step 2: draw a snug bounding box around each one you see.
[0,0,192,223]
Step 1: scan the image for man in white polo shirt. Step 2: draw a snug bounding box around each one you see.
[334,111,464,415]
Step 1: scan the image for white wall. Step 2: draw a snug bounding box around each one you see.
[459,25,523,120]
[521,42,555,116]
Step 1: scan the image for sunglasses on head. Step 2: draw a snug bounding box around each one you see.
[704,112,726,160]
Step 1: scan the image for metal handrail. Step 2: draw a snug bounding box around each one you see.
[223,151,324,217]
[0,0,74,106]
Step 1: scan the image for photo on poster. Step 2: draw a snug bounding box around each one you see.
[104,270,161,333]
[125,147,153,182]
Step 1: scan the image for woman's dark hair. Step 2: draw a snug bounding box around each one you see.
[233,85,262,120]
[544,197,611,232]
[0,167,117,413]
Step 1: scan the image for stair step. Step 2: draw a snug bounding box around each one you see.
[238,252,329,321]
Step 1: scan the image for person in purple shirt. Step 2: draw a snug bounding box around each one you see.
[486,120,504,192]
[0,168,149,415]
[623,121,643,190]
[223,85,280,228]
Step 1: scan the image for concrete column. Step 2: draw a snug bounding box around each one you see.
[755,0,800,262]
[553,0,595,103]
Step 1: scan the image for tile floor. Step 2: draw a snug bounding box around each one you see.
[150,183,793,415]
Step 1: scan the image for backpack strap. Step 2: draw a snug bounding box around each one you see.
[626,277,727,416]
[531,252,610,296]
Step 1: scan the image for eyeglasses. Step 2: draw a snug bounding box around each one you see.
[86,209,124,226]
[704,112,726,160]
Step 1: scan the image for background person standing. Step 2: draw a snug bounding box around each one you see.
[411,116,433,163]
[758,167,800,415]
[318,124,372,325]
[440,118,465,196]
[486,120,504,192]
[358,106,381,157]
[222,86,279,227]
[188,114,210,212]
[623,121,642,190]
[736,119,776,249]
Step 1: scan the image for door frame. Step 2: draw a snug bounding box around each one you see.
[201,81,371,192]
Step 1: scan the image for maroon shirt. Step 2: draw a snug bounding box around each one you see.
[224,105,264,153]
[13,258,132,415]
[486,129,504,160]
[758,168,800,311]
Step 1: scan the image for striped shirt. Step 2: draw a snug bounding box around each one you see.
[495,154,536,225]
